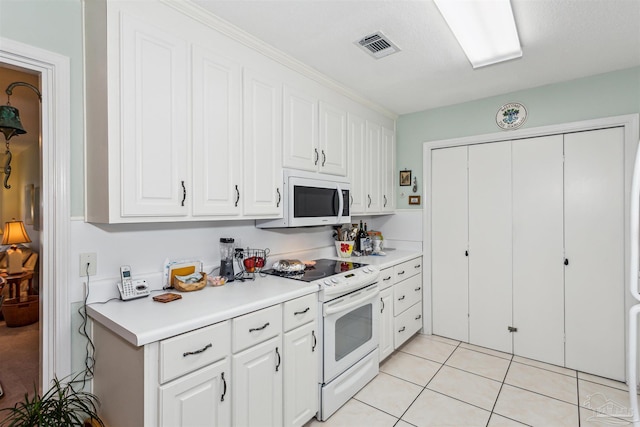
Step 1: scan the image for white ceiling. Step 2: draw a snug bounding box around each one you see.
[193,0,640,116]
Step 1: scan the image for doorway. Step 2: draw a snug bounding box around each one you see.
[0,64,42,412]
[0,36,72,404]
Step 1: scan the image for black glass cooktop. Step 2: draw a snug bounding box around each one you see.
[263,258,366,282]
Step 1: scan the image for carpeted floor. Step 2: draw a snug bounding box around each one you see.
[0,320,39,421]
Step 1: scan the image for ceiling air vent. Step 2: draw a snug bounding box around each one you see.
[356,31,400,59]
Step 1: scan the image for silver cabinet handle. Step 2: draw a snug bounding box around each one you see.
[398,326,406,333]
[383,276,392,281]
[235,185,240,207]
[415,264,421,269]
[380,297,385,313]
[249,322,269,333]
[383,195,387,207]
[275,347,281,372]
[312,330,317,352]
[367,194,372,208]
[314,148,319,165]
[415,314,422,320]
[183,343,212,357]
[398,295,406,301]
[415,287,422,291]
[322,150,326,166]
[398,270,405,275]
[181,181,186,207]
[276,188,281,207]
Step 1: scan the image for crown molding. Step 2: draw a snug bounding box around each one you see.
[161,0,398,120]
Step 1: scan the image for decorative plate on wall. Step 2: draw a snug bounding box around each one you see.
[496,102,527,130]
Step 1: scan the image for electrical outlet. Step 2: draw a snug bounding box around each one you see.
[79,253,97,277]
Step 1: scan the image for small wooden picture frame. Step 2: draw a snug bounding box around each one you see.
[400,170,412,186]
[408,195,421,205]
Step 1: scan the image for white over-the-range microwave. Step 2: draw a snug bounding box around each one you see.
[256,169,351,228]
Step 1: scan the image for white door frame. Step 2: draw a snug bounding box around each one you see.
[1,37,72,387]
[422,114,639,337]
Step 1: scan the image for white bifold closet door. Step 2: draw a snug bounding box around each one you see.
[564,127,625,381]
[468,141,513,354]
[512,135,565,366]
[431,146,469,342]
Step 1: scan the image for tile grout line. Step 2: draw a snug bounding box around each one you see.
[486,354,534,427]
[393,341,463,424]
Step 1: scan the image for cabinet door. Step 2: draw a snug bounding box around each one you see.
[243,69,283,216]
[191,45,242,216]
[120,13,189,217]
[159,358,230,427]
[564,127,625,381]
[512,135,565,366]
[431,146,469,342]
[283,86,318,172]
[319,102,347,176]
[232,336,283,426]
[381,126,396,212]
[379,287,394,362]
[468,141,512,354]
[366,121,382,212]
[284,322,319,427]
[348,114,367,214]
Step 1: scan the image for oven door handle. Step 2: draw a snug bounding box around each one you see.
[324,286,378,316]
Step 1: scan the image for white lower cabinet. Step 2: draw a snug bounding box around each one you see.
[377,257,423,357]
[159,358,230,427]
[232,336,283,426]
[284,322,319,427]
[93,294,320,427]
[378,286,394,362]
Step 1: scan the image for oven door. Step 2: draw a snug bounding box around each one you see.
[322,284,379,383]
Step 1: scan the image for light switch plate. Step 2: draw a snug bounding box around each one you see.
[80,253,97,277]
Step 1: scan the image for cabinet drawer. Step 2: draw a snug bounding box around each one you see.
[283,293,318,332]
[393,274,422,315]
[394,301,423,349]
[233,304,282,353]
[394,257,423,281]
[379,267,395,291]
[160,320,231,384]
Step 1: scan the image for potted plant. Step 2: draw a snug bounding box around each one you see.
[0,375,104,427]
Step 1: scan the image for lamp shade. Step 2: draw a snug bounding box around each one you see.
[0,105,27,140]
[2,220,31,246]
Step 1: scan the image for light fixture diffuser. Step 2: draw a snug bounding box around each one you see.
[434,0,522,69]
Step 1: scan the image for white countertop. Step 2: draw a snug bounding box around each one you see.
[87,249,422,347]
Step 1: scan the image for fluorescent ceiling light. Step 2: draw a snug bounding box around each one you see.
[434,0,522,69]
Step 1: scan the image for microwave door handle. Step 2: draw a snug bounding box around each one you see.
[336,183,343,222]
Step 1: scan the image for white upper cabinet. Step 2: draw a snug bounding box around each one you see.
[84,0,395,223]
[283,86,348,176]
[347,114,367,213]
[381,126,396,212]
[283,86,319,172]
[119,11,190,218]
[242,69,284,217]
[191,45,242,217]
[319,102,348,176]
[365,121,382,212]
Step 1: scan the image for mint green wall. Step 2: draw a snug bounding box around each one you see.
[0,0,84,217]
[396,66,640,209]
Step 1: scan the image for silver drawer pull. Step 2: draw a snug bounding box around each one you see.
[398,326,406,333]
[398,270,405,275]
[414,264,421,268]
[183,343,212,357]
[415,314,422,320]
[294,307,310,316]
[249,322,270,333]
[415,287,422,291]
[383,276,392,281]
[398,295,406,301]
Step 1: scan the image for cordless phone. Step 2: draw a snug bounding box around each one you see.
[117,265,150,301]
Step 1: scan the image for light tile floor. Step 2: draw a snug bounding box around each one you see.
[307,333,637,427]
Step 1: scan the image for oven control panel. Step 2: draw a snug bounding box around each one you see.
[319,266,380,300]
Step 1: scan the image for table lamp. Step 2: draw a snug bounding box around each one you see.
[2,220,31,274]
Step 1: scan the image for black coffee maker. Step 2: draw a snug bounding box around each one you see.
[220,237,235,282]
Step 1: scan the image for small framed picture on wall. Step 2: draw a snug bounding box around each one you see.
[408,195,421,205]
[400,170,411,186]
